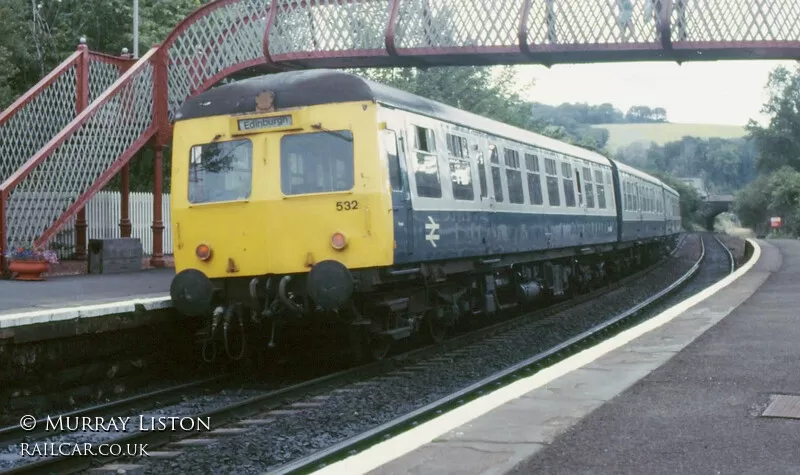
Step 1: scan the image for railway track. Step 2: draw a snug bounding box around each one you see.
[0,233,720,475]
[272,233,735,475]
[0,377,228,448]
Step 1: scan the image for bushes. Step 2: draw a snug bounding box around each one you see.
[734,166,800,236]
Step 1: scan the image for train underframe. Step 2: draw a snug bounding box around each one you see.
[193,237,677,364]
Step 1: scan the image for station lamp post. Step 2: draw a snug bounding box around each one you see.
[133,0,139,58]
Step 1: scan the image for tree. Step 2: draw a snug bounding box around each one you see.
[626,105,653,122]
[358,66,534,132]
[614,135,757,195]
[653,172,704,229]
[0,0,207,111]
[734,167,800,235]
[745,65,800,174]
[732,173,770,231]
[0,0,36,109]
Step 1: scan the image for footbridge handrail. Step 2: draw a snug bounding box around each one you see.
[0,47,161,254]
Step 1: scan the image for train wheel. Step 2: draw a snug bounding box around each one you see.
[350,327,391,363]
[366,332,391,361]
[425,312,448,344]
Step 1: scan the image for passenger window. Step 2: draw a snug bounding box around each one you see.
[525,153,543,205]
[504,148,524,204]
[446,133,474,201]
[594,169,606,209]
[622,182,627,211]
[583,166,594,208]
[626,181,632,211]
[561,161,576,207]
[477,149,488,199]
[280,132,354,196]
[413,125,442,198]
[489,144,504,202]
[544,157,560,206]
[383,130,402,192]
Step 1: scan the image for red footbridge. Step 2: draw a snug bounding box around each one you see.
[1,0,798,270]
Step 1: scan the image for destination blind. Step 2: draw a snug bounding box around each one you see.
[238,115,292,131]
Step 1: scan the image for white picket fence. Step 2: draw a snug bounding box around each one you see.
[50,191,173,258]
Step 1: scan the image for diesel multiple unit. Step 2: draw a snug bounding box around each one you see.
[168,70,682,362]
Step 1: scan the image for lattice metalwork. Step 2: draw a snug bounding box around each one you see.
[527,0,661,46]
[0,60,79,187]
[88,58,123,103]
[166,0,270,120]
[672,0,800,42]
[393,0,520,49]
[4,62,156,250]
[5,0,800,258]
[268,0,390,55]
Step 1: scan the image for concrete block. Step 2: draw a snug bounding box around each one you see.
[88,238,143,274]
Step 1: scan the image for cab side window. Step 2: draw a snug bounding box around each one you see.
[383,129,403,192]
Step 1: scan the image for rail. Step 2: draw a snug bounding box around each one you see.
[1,234,690,474]
[271,235,724,474]
[0,377,226,447]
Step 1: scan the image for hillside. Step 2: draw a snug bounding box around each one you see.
[593,123,748,151]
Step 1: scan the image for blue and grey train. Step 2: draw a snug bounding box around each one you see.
[168,70,683,361]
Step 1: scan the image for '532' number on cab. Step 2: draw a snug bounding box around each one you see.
[336,200,359,211]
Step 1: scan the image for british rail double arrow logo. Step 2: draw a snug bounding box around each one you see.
[425,216,440,247]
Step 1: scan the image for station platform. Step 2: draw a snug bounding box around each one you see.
[0,267,173,340]
[323,237,796,475]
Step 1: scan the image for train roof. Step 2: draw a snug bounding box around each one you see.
[175,70,612,168]
[611,158,667,188]
[662,183,680,196]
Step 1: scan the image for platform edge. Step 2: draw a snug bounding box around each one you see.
[313,238,763,475]
[0,294,172,329]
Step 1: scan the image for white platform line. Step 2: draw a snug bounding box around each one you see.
[0,294,172,329]
[313,239,762,475]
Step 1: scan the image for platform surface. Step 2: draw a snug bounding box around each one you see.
[366,238,788,475]
[0,268,173,329]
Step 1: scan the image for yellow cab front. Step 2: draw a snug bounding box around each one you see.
[170,101,394,280]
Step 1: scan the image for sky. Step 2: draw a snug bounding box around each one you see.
[512,60,797,127]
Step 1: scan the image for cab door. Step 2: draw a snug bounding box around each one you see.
[382,128,413,262]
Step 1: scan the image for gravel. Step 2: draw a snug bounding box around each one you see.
[136,233,726,475]
[0,388,268,471]
[1,233,735,475]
